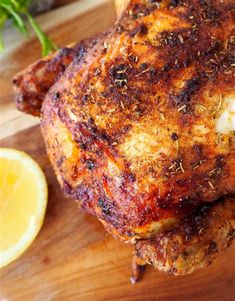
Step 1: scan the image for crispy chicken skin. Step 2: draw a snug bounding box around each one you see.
[136,197,235,275]
[13,39,98,116]
[13,44,75,116]
[13,0,235,276]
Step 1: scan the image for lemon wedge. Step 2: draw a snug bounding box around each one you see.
[0,148,48,268]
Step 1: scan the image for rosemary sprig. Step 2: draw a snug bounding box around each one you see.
[0,0,57,56]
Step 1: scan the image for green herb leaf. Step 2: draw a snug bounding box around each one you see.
[0,9,7,52]
[0,0,57,56]
[0,1,27,34]
[26,12,57,56]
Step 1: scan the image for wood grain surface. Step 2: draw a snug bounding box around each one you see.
[0,1,234,300]
[0,127,234,301]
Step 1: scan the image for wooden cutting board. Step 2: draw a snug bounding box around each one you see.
[0,1,234,300]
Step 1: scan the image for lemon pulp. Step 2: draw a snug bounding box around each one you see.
[0,148,48,268]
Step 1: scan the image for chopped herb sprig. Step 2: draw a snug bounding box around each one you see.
[0,0,57,56]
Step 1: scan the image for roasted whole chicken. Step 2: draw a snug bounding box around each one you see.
[13,0,235,279]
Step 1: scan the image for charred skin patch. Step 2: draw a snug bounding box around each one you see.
[98,197,111,215]
[173,77,201,107]
[129,23,149,37]
[109,63,129,88]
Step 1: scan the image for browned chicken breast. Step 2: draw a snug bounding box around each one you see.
[13,0,235,277]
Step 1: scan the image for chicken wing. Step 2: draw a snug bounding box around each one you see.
[13,38,99,116]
